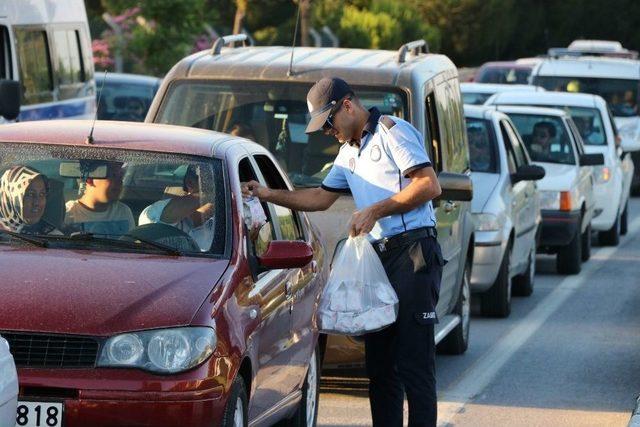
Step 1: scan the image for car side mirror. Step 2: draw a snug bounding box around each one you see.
[579,153,605,166]
[0,79,20,121]
[258,240,313,269]
[436,171,473,202]
[511,164,546,183]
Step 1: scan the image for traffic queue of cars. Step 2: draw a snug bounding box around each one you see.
[0,33,637,427]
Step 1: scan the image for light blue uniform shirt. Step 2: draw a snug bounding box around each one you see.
[321,108,436,240]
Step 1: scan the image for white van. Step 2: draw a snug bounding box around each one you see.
[486,91,634,245]
[0,0,96,123]
[530,56,640,190]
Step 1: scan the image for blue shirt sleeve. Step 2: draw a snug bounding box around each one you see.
[321,162,350,193]
[384,120,432,177]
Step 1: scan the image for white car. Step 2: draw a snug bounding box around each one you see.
[460,82,543,105]
[486,91,634,245]
[493,105,604,274]
[530,55,640,192]
[465,105,545,317]
[0,335,18,427]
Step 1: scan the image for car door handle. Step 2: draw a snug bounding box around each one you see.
[443,201,456,213]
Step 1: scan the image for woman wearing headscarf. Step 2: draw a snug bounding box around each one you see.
[0,165,58,234]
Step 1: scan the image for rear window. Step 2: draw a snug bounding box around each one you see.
[465,118,499,173]
[97,78,160,122]
[507,113,576,165]
[156,80,407,187]
[462,92,492,105]
[475,66,532,84]
[534,76,640,118]
[0,144,226,257]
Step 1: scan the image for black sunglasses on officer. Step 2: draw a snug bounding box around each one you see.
[321,96,352,133]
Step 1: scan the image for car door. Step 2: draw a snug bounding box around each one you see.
[238,157,297,420]
[251,153,318,380]
[504,119,538,270]
[567,119,595,225]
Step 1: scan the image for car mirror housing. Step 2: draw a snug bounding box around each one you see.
[258,240,314,269]
[0,79,20,121]
[511,164,546,183]
[579,153,605,166]
[436,172,473,201]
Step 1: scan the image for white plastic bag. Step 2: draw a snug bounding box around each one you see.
[319,236,399,335]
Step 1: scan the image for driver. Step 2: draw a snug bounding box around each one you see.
[138,165,215,250]
[468,126,492,171]
[65,161,134,236]
[528,121,557,161]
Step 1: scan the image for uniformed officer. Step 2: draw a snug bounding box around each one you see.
[242,77,444,427]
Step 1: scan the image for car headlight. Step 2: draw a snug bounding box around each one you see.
[473,213,503,232]
[595,166,611,184]
[539,191,560,210]
[98,326,216,373]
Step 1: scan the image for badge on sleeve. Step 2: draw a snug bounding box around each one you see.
[370,145,382,162]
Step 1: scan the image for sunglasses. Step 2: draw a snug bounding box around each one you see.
[322,97,350,132]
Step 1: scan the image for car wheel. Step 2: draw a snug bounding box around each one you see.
[599,214,620,246]
[581,223,591,262]
[480,246,511,317]
[621,202,629,236]
[557,224,582,275]
[282,345,320,427]
[438,259,470,355]
[513,245,535,297]
[221,376,248,427]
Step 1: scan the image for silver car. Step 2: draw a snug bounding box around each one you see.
[465,105,545,317]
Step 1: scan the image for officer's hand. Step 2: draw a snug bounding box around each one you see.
[349,207,379,237]
[241,180,269,199]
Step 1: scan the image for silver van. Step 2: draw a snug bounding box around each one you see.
[146,36,475,365]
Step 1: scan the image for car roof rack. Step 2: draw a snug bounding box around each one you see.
[397,39,429,64]
[211,34,252,56]
[547,47,638,60]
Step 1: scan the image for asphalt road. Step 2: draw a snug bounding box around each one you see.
[317,198,640,427]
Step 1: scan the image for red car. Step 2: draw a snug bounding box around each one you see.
[0,120,326,427]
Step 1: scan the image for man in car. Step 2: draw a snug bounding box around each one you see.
[468,126,492,171]
[528,121,557,161]
[65,161,135,236]
[242,77,443,427]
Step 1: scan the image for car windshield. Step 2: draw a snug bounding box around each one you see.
[97,78,160,121]
[0,144,225,257]
[156,81,407,188]
[535,76,640,117]
[462,92,493,105]
[475,66,532,84]
[465,118,499,173]
[507,114,576,165]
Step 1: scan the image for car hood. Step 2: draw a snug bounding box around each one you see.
[0,248,229,336]
[533,162,577,191]
[470,172,500,213]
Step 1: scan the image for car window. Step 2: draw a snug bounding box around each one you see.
[52,29,86,100]
[566,118,585,156]
[0,144,226,257]
[465,117,499,173]
[529,104,607,146]
[0,26,11,80]
[475,66,532,84]
[462,92,493,105]
[499,122,518,173]
[239,157,275,256]
[507,113,577,165]
[501,121,527,167]
[506,121,531,165]
[14,27,53,105]
[156,80,407,188]
[97,78,160,122]
[253,154,303,241]
[425,92,443,173]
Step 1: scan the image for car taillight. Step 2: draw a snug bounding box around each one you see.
[560,192,572,211]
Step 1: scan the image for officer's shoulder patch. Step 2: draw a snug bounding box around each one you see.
[380,115,396,129]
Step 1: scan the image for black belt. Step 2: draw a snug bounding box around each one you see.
[374,227,437,253]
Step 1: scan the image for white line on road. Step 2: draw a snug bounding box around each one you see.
[437,215,640,427]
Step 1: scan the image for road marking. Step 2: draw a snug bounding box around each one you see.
[437,215,640,427]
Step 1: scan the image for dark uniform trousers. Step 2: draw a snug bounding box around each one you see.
[365,233,444,427]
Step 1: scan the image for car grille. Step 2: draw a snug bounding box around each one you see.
[1,332,100,368]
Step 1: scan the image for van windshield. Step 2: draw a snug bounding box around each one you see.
[156,81,407,188]
[535,76,640,118]
[507,114,576,165]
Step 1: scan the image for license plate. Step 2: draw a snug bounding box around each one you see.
[15,401,63,427]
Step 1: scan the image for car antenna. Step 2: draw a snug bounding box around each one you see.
[86,69,108,144]
[286,1,302,77]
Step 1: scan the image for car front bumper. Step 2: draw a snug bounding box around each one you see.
[471,231,506,293]
[16,363,229,427]
[539,210,581,248]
